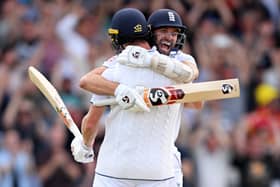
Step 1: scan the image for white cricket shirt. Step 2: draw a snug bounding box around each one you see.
[93,49,181,180]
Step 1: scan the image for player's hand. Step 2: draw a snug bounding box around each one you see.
[114,84,150,112]
[71,136,94,163]
[116,46,152,68]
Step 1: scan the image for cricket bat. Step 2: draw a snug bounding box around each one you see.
[94,78,240,107]
[28,66,82,138]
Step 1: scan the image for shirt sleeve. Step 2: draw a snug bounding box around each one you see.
[90,94,112,104]
[103,55,118,68]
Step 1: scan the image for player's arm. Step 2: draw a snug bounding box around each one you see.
[181,60,199,81]
[79,66,118,96]
[81,105,105,147]
[149,54,197,83]
[71,105,105,163]
[181,59,202,109]
[117,46,197,83]
[80,66,149,112]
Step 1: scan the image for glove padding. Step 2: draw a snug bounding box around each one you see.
[116,46,152,68]
[114,84,150,112]
[71,136,94,163]
[116,46,195,83]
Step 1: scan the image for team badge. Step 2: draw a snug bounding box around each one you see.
[134,24,142,33]
[132,51,140,59]
[168,12,175,22]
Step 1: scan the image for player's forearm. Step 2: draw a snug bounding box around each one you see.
[150,54,196,83]
[80,67,118,95]
[181,60,199,80]
[81,106,105,147]
[80,75,118,95]
[117,46,198,83]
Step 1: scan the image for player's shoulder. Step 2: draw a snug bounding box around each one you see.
[175,50,196,64]
[149,46,160,55]
[175,50,194,60]
[103,55,118,68]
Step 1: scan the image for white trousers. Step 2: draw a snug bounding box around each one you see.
[173,150,183,187]
[93,173,177,187]
[93,151,183,187]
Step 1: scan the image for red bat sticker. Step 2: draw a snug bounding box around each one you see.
[148,86,185,106]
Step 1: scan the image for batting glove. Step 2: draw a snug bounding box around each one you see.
[116,46,152,68]
[71,136,94,163]
[114,84,150,112]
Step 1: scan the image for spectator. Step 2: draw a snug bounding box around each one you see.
[189,107,235,187]
[37,119,83,187]
[0,129,40,187]
[232,84,280,187]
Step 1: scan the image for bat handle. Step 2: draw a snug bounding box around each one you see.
[93,98,117,106]
[59,106,83,138]
[69,123,83,138]
[65,118,82,138]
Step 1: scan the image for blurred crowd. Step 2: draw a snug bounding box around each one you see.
[0,0,280,187]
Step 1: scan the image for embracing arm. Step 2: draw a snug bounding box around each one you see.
[80,66,149,112]
[181,59,202,109]
[150,54,197,83]
[117,46,198,83]
[181,60,199,81]
[79,66,119,95]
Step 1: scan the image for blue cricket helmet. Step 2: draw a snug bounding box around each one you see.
[108,8,149,52]
[148,9,187,50]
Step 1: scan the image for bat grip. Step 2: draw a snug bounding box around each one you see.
[59,106,82,138]
[69,122,83,138]
[93,98,117,106]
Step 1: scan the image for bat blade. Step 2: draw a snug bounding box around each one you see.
[28,66,82,138]
[93,78,240,107]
